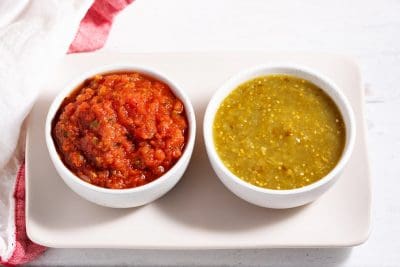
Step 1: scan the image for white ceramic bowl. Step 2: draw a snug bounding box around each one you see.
[203,64,356,209]
[46,64,196,208]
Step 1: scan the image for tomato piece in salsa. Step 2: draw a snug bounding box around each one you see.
[52,72,188,189]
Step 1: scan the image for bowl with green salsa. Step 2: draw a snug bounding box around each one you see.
[203,65,356,209]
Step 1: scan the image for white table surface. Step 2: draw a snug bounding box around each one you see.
[28,0,400,266]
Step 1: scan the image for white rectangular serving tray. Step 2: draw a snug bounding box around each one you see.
[26,52,371,248]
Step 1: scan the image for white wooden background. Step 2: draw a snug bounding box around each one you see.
[29,0,400,266]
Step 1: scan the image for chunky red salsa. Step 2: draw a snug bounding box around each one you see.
[52,72,188,189]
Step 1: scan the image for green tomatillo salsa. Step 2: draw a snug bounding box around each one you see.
[213,74,346,190]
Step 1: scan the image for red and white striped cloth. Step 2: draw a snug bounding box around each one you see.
[0,0,133,265]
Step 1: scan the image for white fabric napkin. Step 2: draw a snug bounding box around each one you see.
[0,0,93,261]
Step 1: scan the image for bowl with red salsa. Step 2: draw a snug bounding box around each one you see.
[45,65,196,208]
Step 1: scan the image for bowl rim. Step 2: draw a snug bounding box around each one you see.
[203,63,356,196]
[45,63,196,195]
